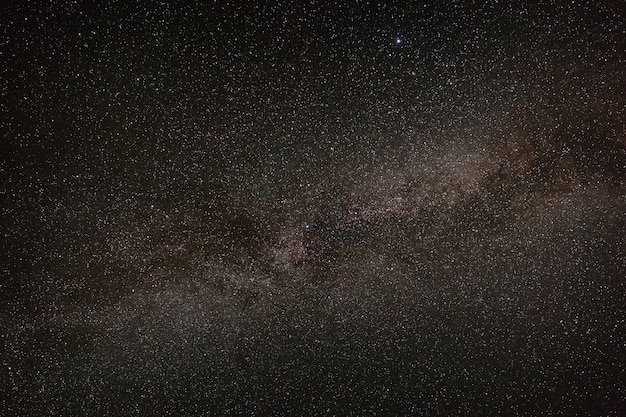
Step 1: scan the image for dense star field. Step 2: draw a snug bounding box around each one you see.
[2,1,625,415]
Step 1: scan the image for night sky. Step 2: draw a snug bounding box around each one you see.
[2,1,625,416]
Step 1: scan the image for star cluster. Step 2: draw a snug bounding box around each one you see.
[2,1,625,416]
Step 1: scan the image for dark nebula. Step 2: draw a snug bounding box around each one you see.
[2,1,625,416]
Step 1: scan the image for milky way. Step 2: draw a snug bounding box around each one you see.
[2,1,625,416]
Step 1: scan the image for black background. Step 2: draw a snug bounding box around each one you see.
[2,1,625,415]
